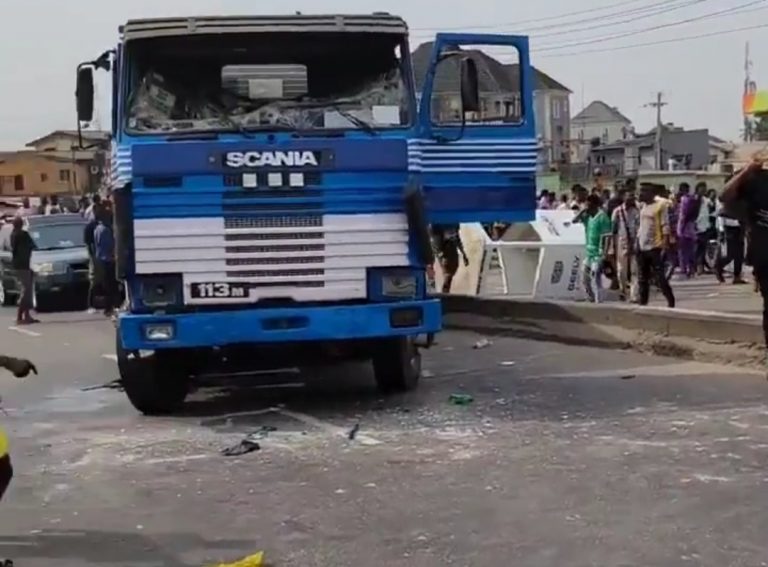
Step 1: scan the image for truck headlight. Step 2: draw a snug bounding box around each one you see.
[381,273,418,298]
[139,275,182,308]
[143,323,175,341]
[33,262,64,275]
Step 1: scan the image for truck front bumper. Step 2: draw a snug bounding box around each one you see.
[118,299,442,351]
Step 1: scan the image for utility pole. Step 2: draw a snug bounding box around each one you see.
[645,92,667,170]
[744,41,754,142]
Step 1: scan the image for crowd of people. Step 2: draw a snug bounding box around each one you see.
[537,177,750,308]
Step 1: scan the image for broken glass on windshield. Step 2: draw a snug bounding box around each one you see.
[126,35,410,134]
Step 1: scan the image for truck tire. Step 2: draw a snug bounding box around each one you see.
[116,333,190,415]
[372,337,421,393]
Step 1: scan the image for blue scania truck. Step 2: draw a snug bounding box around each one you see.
[75,13,536,414]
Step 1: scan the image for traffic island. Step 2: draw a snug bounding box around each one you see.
[441,295,767,369]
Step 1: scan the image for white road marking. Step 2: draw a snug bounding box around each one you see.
[139,454,210,465]
[8,326,41,337]
[101,354,117,362]
[278,407,382,446]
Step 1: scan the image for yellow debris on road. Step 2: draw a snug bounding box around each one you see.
[210,551,264,567]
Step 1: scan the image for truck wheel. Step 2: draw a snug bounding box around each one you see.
[372,337,421,393]
[116,334,190,415]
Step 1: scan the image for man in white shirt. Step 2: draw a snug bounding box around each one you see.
[694,182,713,273]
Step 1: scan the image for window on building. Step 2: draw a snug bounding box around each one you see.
[14,175,24,192]
[0,176,14,192]
[552,99,561,119]
[40,172,48,182]
[59,169,70,182]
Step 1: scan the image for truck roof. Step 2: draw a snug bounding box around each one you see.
[121,13,408,41]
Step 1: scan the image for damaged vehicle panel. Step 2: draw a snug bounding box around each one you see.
[74,14,536,415]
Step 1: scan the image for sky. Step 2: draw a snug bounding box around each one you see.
[1,0,766,149]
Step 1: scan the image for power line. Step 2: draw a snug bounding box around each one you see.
[410,0,707,40]
[536,21,768,58]
[409,0,655,32]
[535,0,766,52]
[531,0,707,39]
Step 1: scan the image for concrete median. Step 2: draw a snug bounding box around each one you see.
[441,295,766,368]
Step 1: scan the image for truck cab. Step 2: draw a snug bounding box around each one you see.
[75,13,536,414]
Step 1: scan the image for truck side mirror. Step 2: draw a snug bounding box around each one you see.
[460,57,480,115]
[76,66,95,123]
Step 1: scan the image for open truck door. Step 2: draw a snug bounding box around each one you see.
[413,33,537,225]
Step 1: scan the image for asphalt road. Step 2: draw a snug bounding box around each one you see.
[1,306,767,566]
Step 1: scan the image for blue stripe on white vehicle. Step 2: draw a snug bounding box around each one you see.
[407,138,538,173]
[110,143,132,189]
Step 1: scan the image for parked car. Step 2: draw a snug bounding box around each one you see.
[0,214,89,311]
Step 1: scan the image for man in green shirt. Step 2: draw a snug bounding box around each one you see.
[579,194,612,302]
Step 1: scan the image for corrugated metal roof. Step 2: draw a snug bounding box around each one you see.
[121,14,408,41]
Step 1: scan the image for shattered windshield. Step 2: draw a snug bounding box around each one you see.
[125,34,411,134]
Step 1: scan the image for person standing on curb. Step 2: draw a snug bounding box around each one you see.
[577,194,612,303]
[637,184,676,308]
[714,196,747,285]
[9,217,39,325]
[676,183,698,278]
[611,189,640,302]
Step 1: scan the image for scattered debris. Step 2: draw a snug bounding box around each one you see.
[80,379,124,392]
[449,393,474,406]
[335,488,347,494]
[348,422,360,440]
[499,361,516,367]
[620,374,636,380]
[210,551,264,567]
[221,436,261,457]
[422,369,435,378]
[251,425,277,439]
[473,338,492,350]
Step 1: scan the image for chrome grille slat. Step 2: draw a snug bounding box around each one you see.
[225,244,325,253]
[226,256,325,266]
[224,232,324,241]
[227,269,325,278]
[224,216,322,229]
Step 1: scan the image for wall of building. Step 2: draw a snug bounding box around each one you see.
[548,91,570,164]
[660,129,710,170]
[573,120,629,144]
[0,154,91,196]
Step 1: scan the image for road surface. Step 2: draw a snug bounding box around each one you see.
[0,307,767,566]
